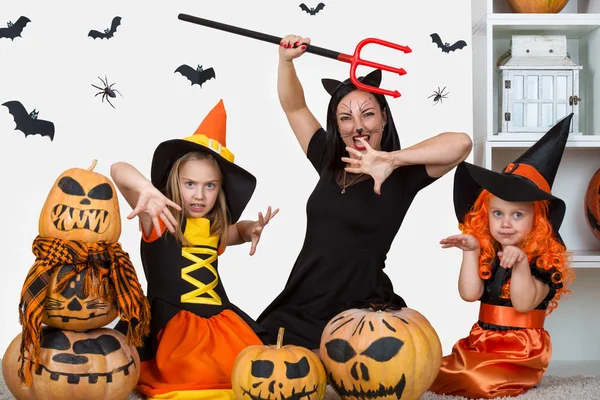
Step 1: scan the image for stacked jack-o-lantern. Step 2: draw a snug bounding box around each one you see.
[2,160,150,400]
[319,305,443,400]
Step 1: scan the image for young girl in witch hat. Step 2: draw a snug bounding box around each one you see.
[429,114,575,399]
[111,99,277,399]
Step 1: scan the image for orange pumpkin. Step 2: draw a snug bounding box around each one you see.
[41,265,118,330]
[38,160,121,243]
[2,327,140,400]
[585,168,600,241]
[232,327,327,400]
[319,306,442,400]
[506,0,569,13]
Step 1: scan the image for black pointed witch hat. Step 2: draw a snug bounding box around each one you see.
[454,113,573,234]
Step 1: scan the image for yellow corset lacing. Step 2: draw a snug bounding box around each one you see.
[180,246,221,305]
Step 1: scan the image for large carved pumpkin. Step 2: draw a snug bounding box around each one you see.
[232,327,327,400]
[38,160,121,243]
[585,168,600,241]
[319,306,442,400]
[2,327,140,400]
[42,265,118,330]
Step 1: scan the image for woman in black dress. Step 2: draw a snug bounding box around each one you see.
[257,34,473,353]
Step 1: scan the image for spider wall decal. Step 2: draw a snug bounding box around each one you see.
[428,86,449,105]
[92,76,123,109]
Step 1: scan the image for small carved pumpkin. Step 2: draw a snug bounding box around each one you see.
[585,168,600,241]
[319,306,442,400]
[2,327,140,400]
[232,327,327,400]
[38,160,121,243]
[42,265,118,330]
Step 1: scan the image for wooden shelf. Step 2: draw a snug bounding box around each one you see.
[571,250,600,268]
[474,14,600,39]
[477,135,600,146]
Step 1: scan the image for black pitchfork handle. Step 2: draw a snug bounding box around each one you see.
[178,13,343,61]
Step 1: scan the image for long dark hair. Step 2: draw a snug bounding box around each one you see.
[323,76,401,172]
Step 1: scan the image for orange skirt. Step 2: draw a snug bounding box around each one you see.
[429,322,552,399]
[137,309,263,398]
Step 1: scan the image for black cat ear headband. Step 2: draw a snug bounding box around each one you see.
[321,69,382,96]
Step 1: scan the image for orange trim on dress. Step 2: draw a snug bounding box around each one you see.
[479,303,546,329]
[503,163,551,194]
[142,219,167,243]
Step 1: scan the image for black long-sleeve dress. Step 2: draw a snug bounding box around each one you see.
[258,128,438,348]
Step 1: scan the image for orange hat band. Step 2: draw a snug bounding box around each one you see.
[503,163,551,194]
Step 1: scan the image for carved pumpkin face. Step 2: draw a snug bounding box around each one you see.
[232,328,327,400]
[585,168,600,241]
[38,160,121,243]
[2,327,140,400]
[319,307,442,400]
[42,265,118,330]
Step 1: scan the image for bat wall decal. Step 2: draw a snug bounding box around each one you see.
[175,65,216,87]
[0,16,31,41]
[2,101,55,140]
[430,33,467,53]
[299,2,326,15]
[88,16,122,39]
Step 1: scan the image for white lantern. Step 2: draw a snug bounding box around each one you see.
[498,35,581,135]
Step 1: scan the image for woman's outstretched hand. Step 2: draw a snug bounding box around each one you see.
[342,137,394,195]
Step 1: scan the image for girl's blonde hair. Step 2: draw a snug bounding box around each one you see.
[460,189,573,314]
[164,151,230,247]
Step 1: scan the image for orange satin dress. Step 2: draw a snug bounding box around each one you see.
[429,260,561,399]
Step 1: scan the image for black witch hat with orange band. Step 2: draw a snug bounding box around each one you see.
[150,99,256,223]
[454,113,573,236]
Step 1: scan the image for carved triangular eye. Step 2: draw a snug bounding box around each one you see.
[251,360,274,378]
[360,337,404,362]
[73,335,121,355]
[285,356,310,379]
[87,183,114,200]
[58,176,85,196]
[325,339,356,363]
[41,330,71,350]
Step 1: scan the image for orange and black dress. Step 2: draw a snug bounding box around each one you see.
[429,257,563,399]
[135,217,265,400]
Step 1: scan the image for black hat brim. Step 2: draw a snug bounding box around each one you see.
[454,162,566,233]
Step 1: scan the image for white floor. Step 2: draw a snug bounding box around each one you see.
[546,360,600,376]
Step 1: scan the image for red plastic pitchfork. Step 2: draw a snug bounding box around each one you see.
[178,13,411,98]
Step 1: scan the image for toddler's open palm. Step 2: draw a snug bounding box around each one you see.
[440,234,480,251]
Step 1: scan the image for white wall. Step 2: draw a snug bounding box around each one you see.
[0,0,473,356]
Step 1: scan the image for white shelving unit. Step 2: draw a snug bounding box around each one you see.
[471,0,600,370]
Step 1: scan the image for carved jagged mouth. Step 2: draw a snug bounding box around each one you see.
[329,372,406,399]
[51,204,110,233]
[32,356,136,384]
[240,385,318,400]
[46,311,111,323]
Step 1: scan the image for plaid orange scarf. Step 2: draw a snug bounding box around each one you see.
[18,236,151,384]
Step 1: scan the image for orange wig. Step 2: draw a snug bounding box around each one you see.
[459,189,573,313]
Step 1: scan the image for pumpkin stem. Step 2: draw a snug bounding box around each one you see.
[277,327,285,349]
[368,303,402,312]
[87,159,98,171]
